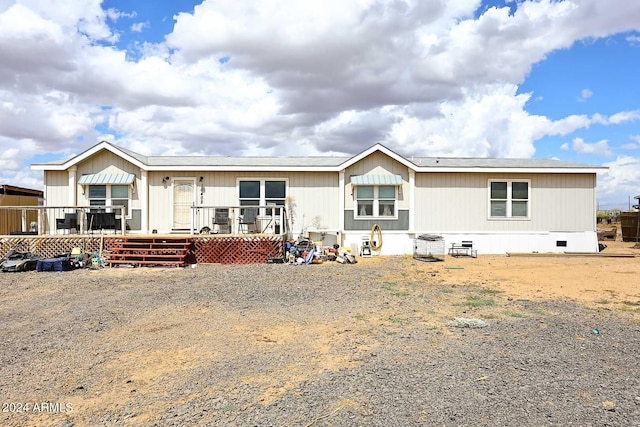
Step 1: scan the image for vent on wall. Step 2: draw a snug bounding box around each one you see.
[556,240,567,247]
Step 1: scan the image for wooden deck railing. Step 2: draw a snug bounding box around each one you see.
[0,204,291,237]
[0,205,126,236]
[190,205,290,236]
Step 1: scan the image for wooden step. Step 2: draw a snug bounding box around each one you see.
[108,260,185,266]
[105,236,191,267]
[111,242,190,247]
[108,254,187,259]
[110,249,186,254]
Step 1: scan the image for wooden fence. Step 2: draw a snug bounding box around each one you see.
[0,196,40,235]
[621,211,640,242]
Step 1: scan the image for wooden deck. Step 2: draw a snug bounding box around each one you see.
[0,234,285,266]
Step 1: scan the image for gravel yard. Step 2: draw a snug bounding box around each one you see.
[1,251,640,426]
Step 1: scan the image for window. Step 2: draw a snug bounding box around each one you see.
[88,185,106,210]
[238,179,287,215]
[264,181,286,215]
[355,185,396,218]
[88,184,130,217]
[239,181,260,207]
[378,186,395,216]
[111,185,130,217]
[357,186,374,216]
[489,180,529,218]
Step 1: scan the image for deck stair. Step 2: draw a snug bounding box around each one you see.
[106,237,192,267]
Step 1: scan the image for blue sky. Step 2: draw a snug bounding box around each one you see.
[102,0,199,50]
[521,35,640,160]
[0,0,639,209]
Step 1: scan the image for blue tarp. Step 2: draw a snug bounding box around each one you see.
[36,257,73,272]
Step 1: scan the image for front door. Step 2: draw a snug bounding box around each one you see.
[172,179,195,230]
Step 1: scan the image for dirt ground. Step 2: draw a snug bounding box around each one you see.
[389,239,640,307]
[1,238,639,426]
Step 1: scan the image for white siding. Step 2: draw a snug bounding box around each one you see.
[148,172,200,232]
[43,171,69,206]
[147,171,339,234]
[289,172,339,232]
[76,150,140,176]
[414,172,596,232]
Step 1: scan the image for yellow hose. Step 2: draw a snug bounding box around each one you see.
[370,224,382,251]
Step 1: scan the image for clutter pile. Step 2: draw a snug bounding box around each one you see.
[0,243,40,272]
[334,247,358,264]
[0,244,105,273]
[281,238,357,265]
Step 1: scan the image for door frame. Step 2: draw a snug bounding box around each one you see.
[171,177,197,231]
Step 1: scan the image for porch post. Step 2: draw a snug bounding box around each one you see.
[37,209,43,235]
[140,170,148,233]
[339,169,345,232]
[68,166,77,205]
[408,168,415,233]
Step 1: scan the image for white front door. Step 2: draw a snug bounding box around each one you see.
[172,179,195,230]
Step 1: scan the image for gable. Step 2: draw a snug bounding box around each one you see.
[76,149,141,177]
[31,141,147,171]
[338,143,416,171]
[344,150,410,179]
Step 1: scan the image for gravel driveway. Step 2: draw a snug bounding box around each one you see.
[1,258,639,426]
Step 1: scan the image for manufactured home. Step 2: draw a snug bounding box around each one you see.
[31,141,606,254]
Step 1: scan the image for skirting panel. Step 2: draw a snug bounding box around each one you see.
[192,236,283,264]
[1,235,285,265]
[0,236,107,259]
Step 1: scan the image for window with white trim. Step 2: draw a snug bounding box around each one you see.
[88,185,106,210]
[355,185,397,219]
[88,184,130,217]
[239,179,287,215]
[489,180,529,218]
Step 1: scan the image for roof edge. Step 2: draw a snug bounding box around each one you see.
[31,141,148,171]
[338,143,418,170]
[30,140,607,173]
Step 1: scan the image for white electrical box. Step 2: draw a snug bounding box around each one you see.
[361,236,372,257]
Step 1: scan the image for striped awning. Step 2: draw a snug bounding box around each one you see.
[78,173,135,185]
[350,174,403,185]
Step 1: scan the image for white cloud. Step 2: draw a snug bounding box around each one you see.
[544,111,640,136]
[130,22,148,33]
[621,143,640,150]
[105,8,137,21]
[0,4,72,77]
[609,110,640,124]
[385,84,548,158]
[620,135,640,150]
[577,88,593,102]
[598,155,640,208]
[572,137,612,157]
[0,89,100,142]
[546,115,593,135]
